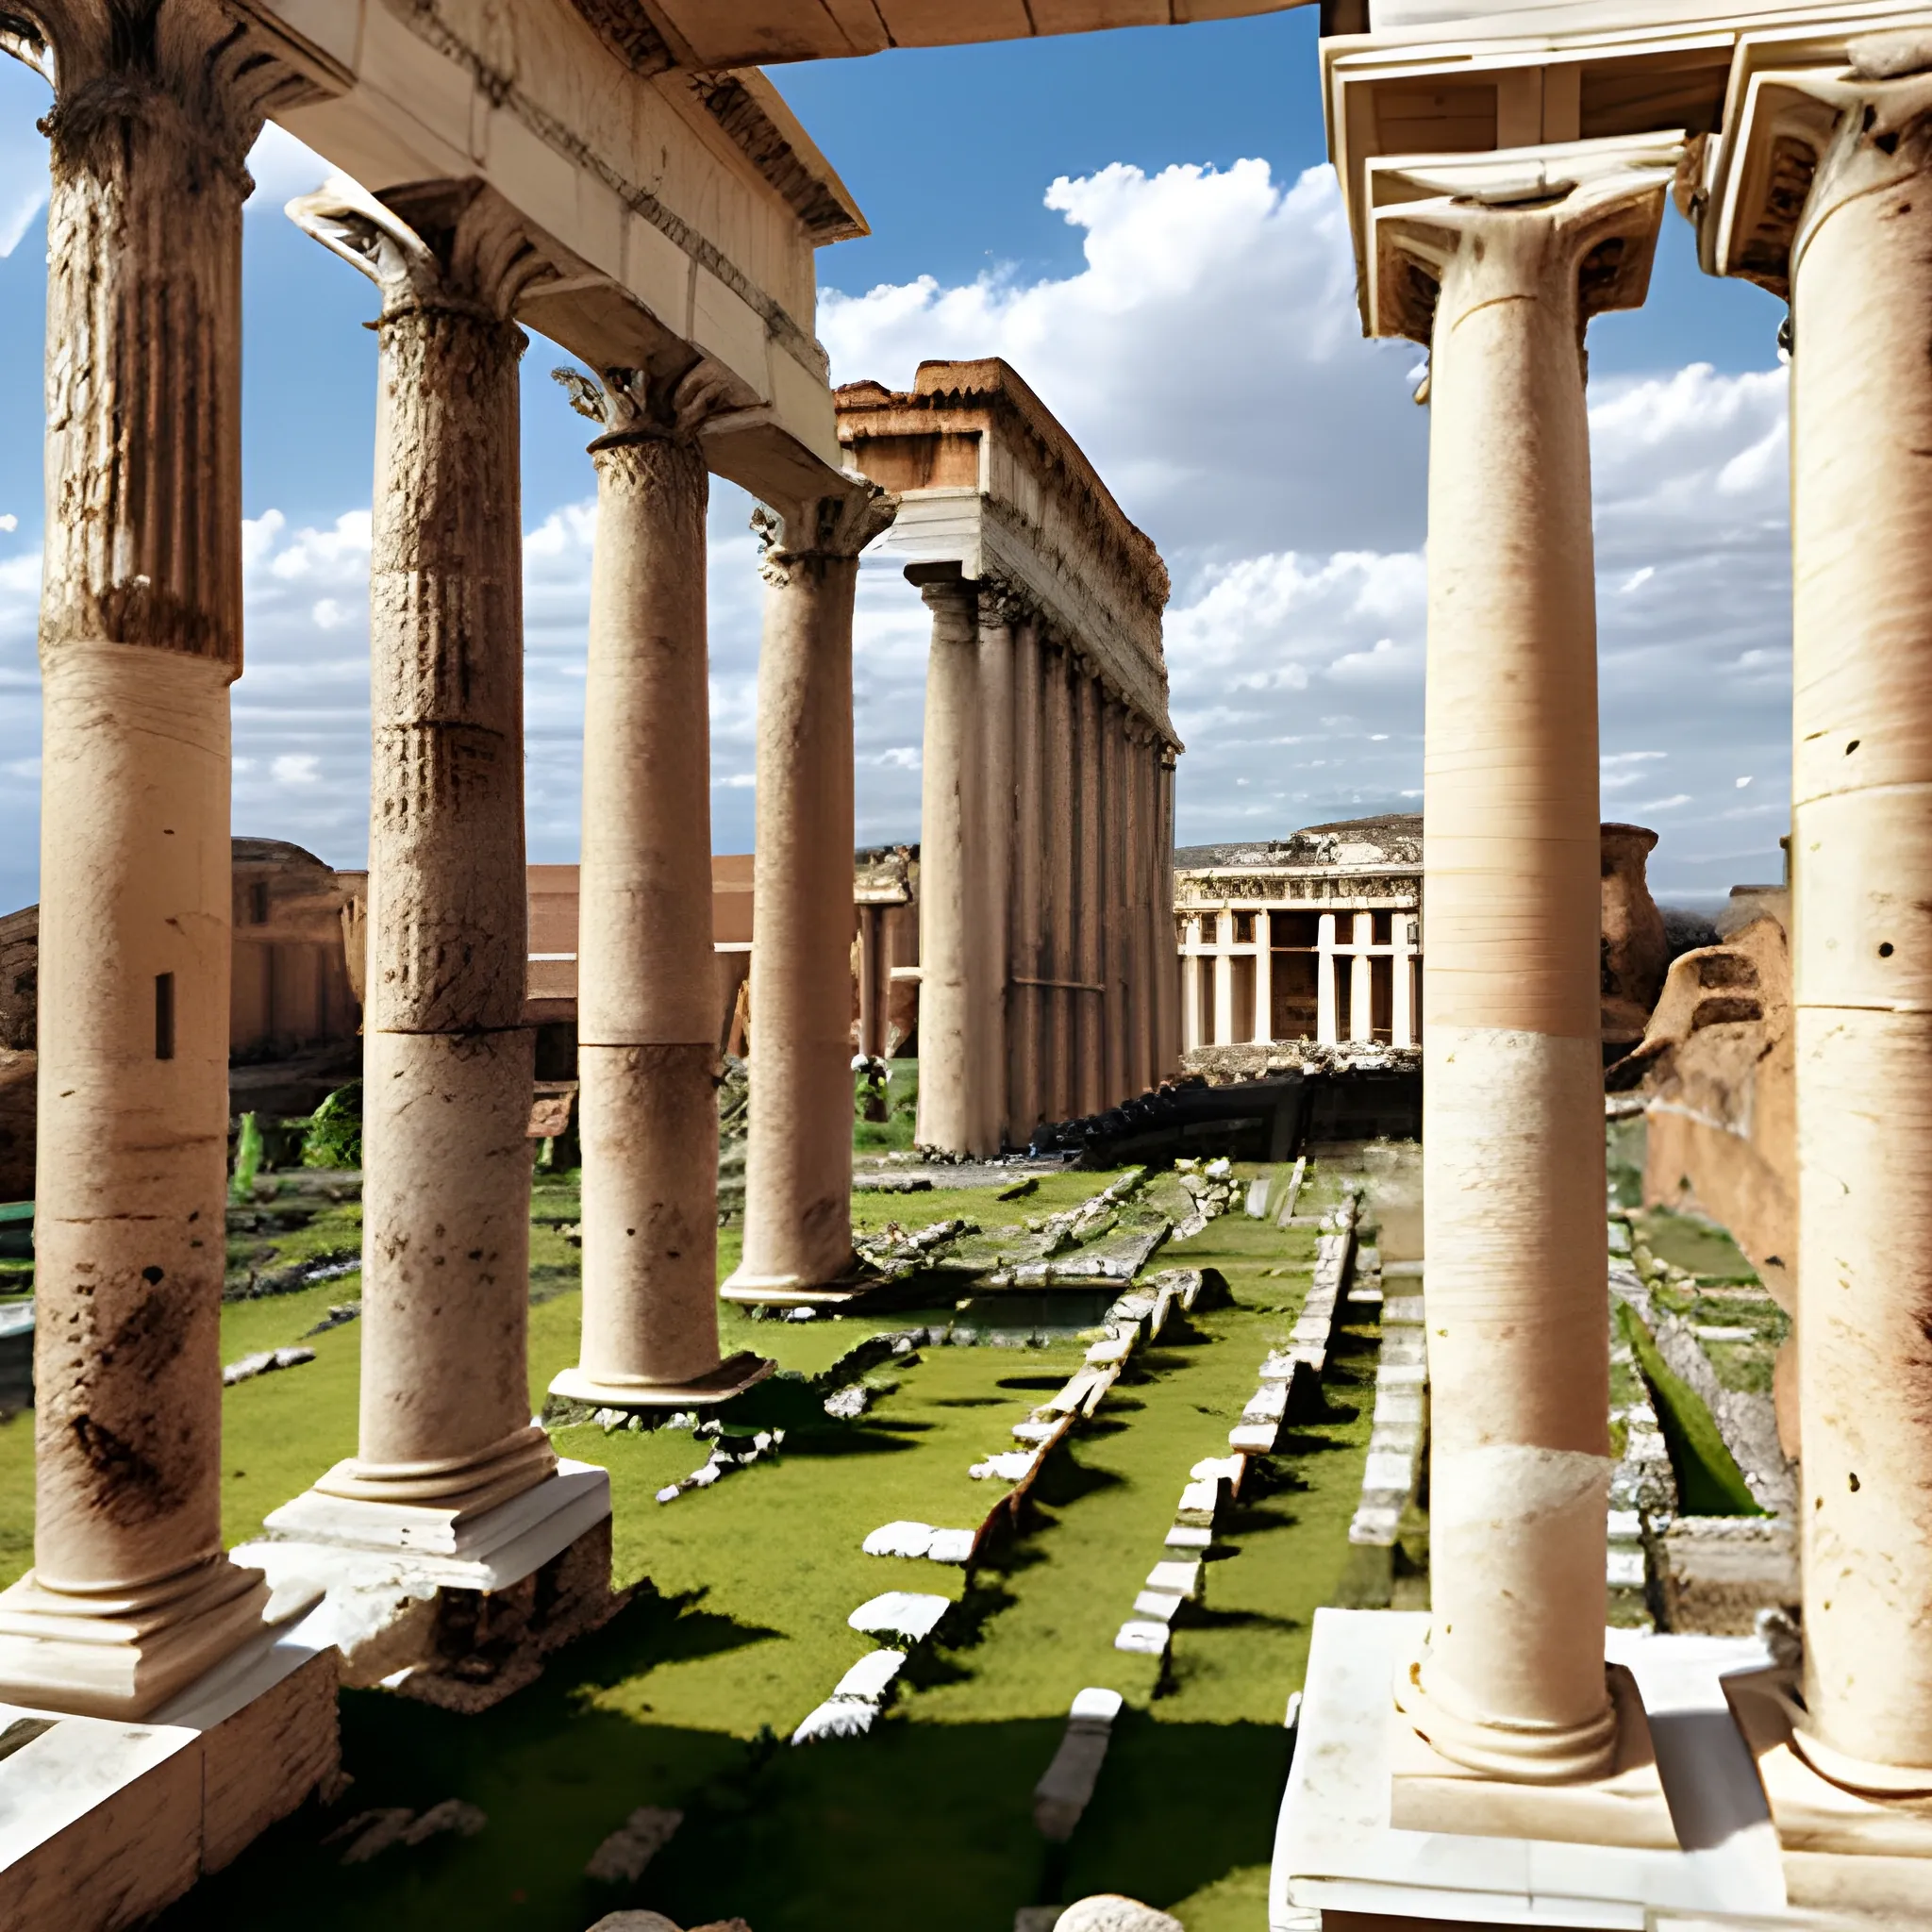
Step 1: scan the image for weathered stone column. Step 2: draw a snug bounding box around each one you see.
[1010,616,1046,1141]
[1211,919,1234,1046]
[1155,752,1180,1080]
[912,575,984,1157]
[547,366,769,1409]
[1099,696,1126,1104]
[1254,909,1274,1045]
[977,588,1018,1151]
[1767,44,1932,1788]
[0,2,297,1717]
[1378,143,1673,1780]
[1044,643,1077,1120]
[1392,912,1416,1049]
[1074,667,1106,1113]
[1316,912,1340,1047]
[1350,911,1375,1043]
[274,179,560,1529]
[726,484,896,1298]
[1124,721,1153,1096]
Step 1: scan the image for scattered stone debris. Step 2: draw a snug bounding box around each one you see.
[852,1174,933,1193]
[848,1591,951,1644]
[791,1645,916,1745]
[1054,1895,1185,1932]
[302,1302,361,1338]
[860,1521,975,1564]
[325,1798,485,1864]
[1349,1274,1424,1549]
[655,1427,786,1504]
[585,1806,684,1884]
[823,1382,872,1420]
[222,1344,316,1387]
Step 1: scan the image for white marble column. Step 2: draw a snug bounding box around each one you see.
[1210,917,1234,1046]
[912,575,983,1156]
[1010,616,1045,1141]
[1315,912,1340,1047]
[1125,721,1153,1096]
[1074,666,1105,1114]
[0,7,294,1717]
[1156,753,1180,1080]
[547,365,769,1409]
[1391,912,1416,1049]
[1043,641,1077,1122]
[276,180,559,1535]
[1181,929,1203,1054]
[976,588,1018,1151]
[1253,909,1274,1044]
[1379,142,1673,1781]
[727,484,896,1298]
[1769,49,1932,1787]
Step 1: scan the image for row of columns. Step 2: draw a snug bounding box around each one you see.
[914,574,1177,1157]
[1388,81,1932,1797]
[0,12,889,1712]
[1179,908,1420,1050]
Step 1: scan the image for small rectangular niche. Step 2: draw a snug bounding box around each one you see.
[155,973,175,1060]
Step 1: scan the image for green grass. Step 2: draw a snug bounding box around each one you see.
[10,1152,1394,1930]
[1616,1301,1761,1516]
[1633,1206,1759,1283]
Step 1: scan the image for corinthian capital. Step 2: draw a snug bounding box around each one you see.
[288,175,555,322]
[552,358,741,447]
[8,0,316,184]
[751,479,897,585]
[1366,133,1682,346]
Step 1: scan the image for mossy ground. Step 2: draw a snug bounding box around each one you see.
[6,1151,1378,1931]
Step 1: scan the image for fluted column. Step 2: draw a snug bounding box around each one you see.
[1379,142,1673,1781]
[977,588,1018,1151]
[547,365,769,1408]
[912,575,983,1157]
[1010,616,1045,1141]
[1043,642,1077,1121]
[1745,47,1932,1788]
[0,1,298,1717]
[1074,666,1105,1113]
[281,178,558,1523]
[726,484,896,1297]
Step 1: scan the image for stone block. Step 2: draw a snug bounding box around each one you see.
[1290,1316,1331,1346]
[791,1699,875,1744]
[862,1522,934,1558]
[1242,1384,1288,1424]
[1145,1560,1201,1600]
[1174,1480,1221,1527]
[971,1451,1040,1483]
[1349,1502,1401,1546]
[1368,1422,1423,1457]
[1057,1896,1183,1932]
[1190,1455,1244,1491]
[925,1529,977,1565]
[196,1648,339,1873]
[1163,1524,1212,1551]
[1112,1621,1169,1657]
[1257,1351,1297,1383]
[1361,1448,1416,1495]
[849,1593,950,1644]
[1379,1329,1427,1369]
[1131,1591,1182,1623]
[832,1650,906,1704]
[1656,1518,1799,1634]
[1383,1293,1426,1326]
[1228,1423,1279,1454]
[584,1806,683,1884]
[1085,1335,1134,1368]
[1375,1360,1426,1388]
[1374,1386,1425,1425]
[1033,1703,1117,1842]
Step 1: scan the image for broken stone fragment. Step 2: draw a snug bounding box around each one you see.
[848,1591,951,1644]
[221,1344,317,1387]
[585,1806,684,1885]
[862,1521,935,1558]
[1112,1620,1170,1657]
[1057,1898,1185,1932]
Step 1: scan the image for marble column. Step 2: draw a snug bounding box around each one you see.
[1181,934,1204,1055]
[0,5,296,1718]
[1350,911,1375,1044]
[283,179,558,1529]
[547,366,769,1409]
[1211,919,1234,1046]
[977,588,1018,1151]
[912,575,982,1157]
[1124,721,1152,1097]
[1315,913,1340,1047]
[1074,667,1106,1113]
[1379,145,1672,1781]
[1774,50,1932,1786]
[1254,909,1274,1044]
[1043,642,1077,1122]
[1392,912,1416,1049]
[1156,753,1180,1080]
[1010,616,1046,1142]
[726,484,896,1297]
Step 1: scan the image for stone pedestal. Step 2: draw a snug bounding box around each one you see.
[547,366,768,1410]
[724,483,895,1302]
[1372,141,1674,1787]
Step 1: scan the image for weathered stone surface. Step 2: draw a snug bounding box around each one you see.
[1055,1896,1184,1932]
[1112,1621,1169,1657]
[848,1592,950,1643]
[585,1806,683,1884]
[862,1522,935,1559]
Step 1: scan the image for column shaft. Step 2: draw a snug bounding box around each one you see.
[1074,669,1105,1113]
[1099,697,1124,1105]
[1009,617,1045,1142]
[1391,913,1415,1048]
[0,28,277,1712]
[1211,921,1234,1045]
[1350,911,1375,1043]
[731,488,894,1293]
[977,592,1016,1151]
[912,579,983,1156]
[1043,644,1076,1122]
[1254,909,1274,1043]
[1124,724,1152,1096]
[1153,754,1177,1081]
[553,374,764,1406]
[1789,89,1932,1779]
[1316,913,1339,1046]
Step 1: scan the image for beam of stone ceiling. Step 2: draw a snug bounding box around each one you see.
[603,0,1306,71]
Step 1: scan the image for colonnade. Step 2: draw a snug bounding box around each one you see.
[0,41,880,1705]
[1179,907,1420,1051]
[913,575,1178,1156]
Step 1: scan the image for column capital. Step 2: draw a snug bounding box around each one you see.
[288,175,556,324]
[751,479,896,585]
[977,579,1029,630]
[8,0,314,186]
[1367,133,1681,347]
[1706,36,1932,301]
[552,358,741,451]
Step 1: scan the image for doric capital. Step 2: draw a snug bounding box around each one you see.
[751,478,897,586]
[552,358,740,449]
[8,0,316,189]
[288,175,555,323]
[1707,34,1932,300]
[1366,133,1682,346]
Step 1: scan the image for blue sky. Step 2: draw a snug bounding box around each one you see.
[0,19,1793,915]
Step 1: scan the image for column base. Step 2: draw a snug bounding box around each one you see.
[0,1554,303,1722]
[237,1461,620,1710]
[719,1263,872,1307]
[1725,1665,1932,1916]
[0,1619,340,1932]
[304,1421,559,1523]
[547,1349,774,1410]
